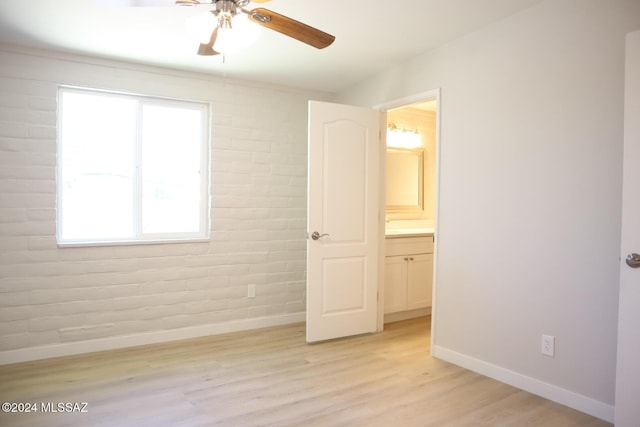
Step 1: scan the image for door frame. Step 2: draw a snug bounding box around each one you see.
[614,30,640,426]
[374,88,441,353]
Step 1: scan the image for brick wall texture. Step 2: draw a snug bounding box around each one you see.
[0,49,331,354]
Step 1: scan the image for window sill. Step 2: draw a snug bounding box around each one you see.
[57,237,211,248]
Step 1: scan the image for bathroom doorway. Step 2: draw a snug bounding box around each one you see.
[377,90,440,351]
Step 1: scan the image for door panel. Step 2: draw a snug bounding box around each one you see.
[307,101,381,343]
[324,123,367,243]
[321,257,366,314]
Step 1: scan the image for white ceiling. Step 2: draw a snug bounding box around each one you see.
[0,0,542,93]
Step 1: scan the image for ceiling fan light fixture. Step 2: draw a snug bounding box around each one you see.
[233,14,261,47]
[186,10,218,44]
[212,13,261,55]
[212,14,236,54]
[187,0,335,57]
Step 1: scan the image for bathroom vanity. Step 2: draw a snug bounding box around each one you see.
[384,230,434,323]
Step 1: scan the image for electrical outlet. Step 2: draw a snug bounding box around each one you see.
[248,284,256,298]
[541,334,555,357]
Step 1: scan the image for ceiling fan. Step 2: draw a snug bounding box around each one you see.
[173,0,335,56]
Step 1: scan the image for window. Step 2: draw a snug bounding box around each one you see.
[57,87,210,245]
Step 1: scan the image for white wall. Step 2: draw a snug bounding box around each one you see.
[0,47,331,364]
[338,0,640,421]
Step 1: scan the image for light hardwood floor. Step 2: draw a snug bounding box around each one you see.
[0,317,611,427]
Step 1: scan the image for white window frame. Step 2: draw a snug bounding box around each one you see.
[56,86,211,247]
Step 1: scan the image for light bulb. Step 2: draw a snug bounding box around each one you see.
[386,128,422,148]
[210,13,234,54]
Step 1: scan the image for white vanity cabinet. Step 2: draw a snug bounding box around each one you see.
[384,235,434,316]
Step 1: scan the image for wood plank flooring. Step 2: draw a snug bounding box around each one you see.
[0,317,611,427]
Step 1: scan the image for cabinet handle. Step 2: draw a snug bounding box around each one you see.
[409,257,414,261]
[404,257,408,261]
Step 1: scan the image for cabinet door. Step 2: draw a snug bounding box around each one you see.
[407,253,434,310]
[384,256,407,314]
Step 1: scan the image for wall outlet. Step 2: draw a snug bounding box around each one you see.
[541,334,555,357]
[248,284,256,298]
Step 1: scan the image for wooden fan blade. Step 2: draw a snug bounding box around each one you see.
[197,28,220,56]
[248,8,335,49]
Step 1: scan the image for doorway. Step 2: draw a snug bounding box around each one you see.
[377,90,440,351]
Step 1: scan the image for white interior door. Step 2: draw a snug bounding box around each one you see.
[306,100,381,343]
[614,30,640,427]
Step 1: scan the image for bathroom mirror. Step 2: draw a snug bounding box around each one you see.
[386,148,424,215]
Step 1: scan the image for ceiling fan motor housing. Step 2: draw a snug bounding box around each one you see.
[212,0,250,8]
[216,1,237,15]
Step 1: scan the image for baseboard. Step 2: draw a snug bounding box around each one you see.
[384,307,431,323]
[0,312,306,365]
[432,345,614,423]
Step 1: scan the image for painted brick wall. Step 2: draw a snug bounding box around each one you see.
[0,48,331,362]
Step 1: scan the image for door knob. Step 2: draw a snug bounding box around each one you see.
[311,231,330,240]
[626,253,640,269]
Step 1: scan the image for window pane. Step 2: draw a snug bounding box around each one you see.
[57,88,209,245]
[141,104,203,234]
[59,91,137,241]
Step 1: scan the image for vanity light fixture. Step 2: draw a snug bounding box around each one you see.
[386,123,422,148]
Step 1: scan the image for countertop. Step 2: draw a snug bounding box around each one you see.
[385,228,434,238]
